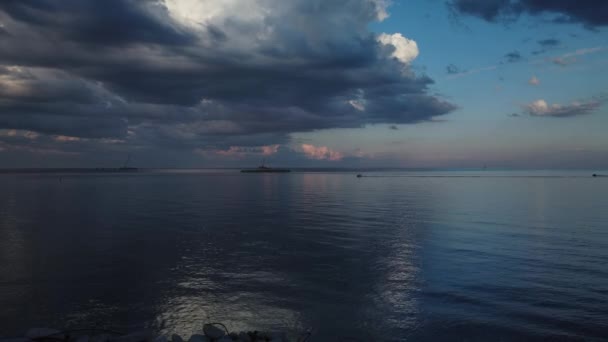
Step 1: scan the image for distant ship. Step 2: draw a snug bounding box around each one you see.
[241,160,290,173]
[118,153,138,172]
[95,153,138,172]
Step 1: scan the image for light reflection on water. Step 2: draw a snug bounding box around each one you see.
[0,170,607,341]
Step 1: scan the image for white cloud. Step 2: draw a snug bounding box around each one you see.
[165,0,268,27]
[166,0,391,26]
[371,0,390,21]
[528,76,540,86]
[563,47,605,58]
[527,99,550,114]
[348,99,365,111]
[378,33,419,64]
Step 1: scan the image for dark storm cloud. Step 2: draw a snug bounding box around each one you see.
[0,0,455,158]
[449,0,608,27]
[0,114,126,139]
[449,0,511,22]
[0,0,193,45]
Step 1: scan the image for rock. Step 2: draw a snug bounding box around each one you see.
[237,333,251,342]
[1,338,30,342]
[257,332,271,341]
[216,338,231,342]
[202,325,225,340]
[74,335,90,342]
[109,331,151,342]
[269,332,286,342]
[228,333,238,341]
[26,328,64,340]
[171,335,183,342]
[90,334,112,342]
[187,335,208,342]
[153,337,168,342]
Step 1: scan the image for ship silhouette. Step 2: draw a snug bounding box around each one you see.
[241,159,290,173]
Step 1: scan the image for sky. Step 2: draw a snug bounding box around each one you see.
[0,0,607,169]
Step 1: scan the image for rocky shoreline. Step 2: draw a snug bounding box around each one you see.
[2,325,300,342]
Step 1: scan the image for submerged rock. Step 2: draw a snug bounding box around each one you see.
[269,332,286,342]
[202,325,225,340]
[74,335,90,342]
[26,328,64,340]
[1,338,30,342]
[237,332,251,342]
[15,327,290,342]
[257,332,271,341]
[90,334,112,342]
[187,335,208,342]
[109,331,151,342]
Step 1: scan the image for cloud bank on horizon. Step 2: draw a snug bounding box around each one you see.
[0,0,458,166]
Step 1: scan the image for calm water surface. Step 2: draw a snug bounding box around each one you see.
[0,170,607,341]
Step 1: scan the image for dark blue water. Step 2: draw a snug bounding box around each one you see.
[0,170,607,341]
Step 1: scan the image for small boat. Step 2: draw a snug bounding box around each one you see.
[95,167,138,172]
[241,160,290,173]
[117,167,139,172]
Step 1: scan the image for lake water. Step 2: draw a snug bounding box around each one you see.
[0,170,607,341]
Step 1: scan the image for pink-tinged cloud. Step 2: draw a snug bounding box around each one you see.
[54,135,81,142]
[203,145,281,158]
[215,146,244,157]
[0,140,79,155]
[261,144,280,155]
[1,129,39,139]
[301,144,344,161]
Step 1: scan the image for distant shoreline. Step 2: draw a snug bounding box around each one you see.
[1,167,606,172]
[0,168,605,178]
